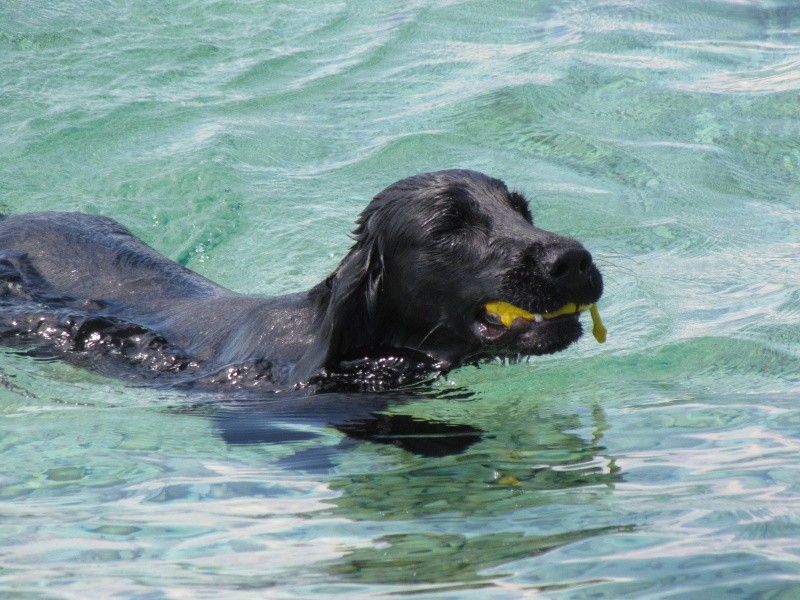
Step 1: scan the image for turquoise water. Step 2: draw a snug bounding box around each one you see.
[2,0,800,596]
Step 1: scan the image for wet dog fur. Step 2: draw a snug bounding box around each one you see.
[0,170,603,391]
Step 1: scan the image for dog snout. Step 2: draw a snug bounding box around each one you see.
[542,245,594,286]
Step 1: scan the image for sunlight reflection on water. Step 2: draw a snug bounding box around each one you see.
[2,0,800,597]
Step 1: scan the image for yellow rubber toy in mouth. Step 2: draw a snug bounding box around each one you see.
[484,300,535,328]
[484,300,607,344]
[588,303,607,344]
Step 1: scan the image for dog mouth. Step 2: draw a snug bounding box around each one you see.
[484,300,606,344]
[473,300,606,355]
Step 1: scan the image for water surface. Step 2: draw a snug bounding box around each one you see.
[1,0,799,597]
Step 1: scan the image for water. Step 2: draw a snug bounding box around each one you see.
[1,0,799,597]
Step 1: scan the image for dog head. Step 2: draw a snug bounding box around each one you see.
[295,169,604,384]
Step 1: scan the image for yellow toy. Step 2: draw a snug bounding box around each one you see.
[485,300,606,344]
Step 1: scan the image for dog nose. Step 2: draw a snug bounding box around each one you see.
[544,246,593,284]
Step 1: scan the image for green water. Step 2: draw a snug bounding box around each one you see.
[2,0,800,597]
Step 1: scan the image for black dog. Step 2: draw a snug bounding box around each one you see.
[0,170,603,391]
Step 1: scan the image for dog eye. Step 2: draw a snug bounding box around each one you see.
[431,218,467,241]
[431,212,488,245]
[430,216,488,250]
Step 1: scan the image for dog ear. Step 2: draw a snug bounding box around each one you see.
[290,236,384,384]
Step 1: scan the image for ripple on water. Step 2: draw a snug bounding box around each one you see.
[675,56,800,94]
[2,0,800,597]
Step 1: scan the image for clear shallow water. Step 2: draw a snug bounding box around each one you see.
[1,0,799,597]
